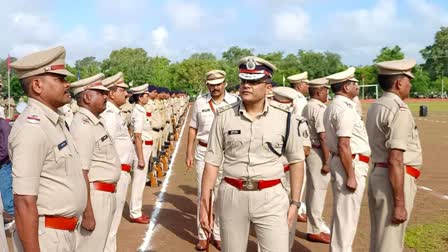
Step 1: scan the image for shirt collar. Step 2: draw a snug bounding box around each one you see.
[207,92,233,104]
[382,91,402,102]
[238,98,269,118]
[310,98,325,106]
[296,90,306,99]
[135,104,146,113]
[106,101,120,114]
[78,107,101,125]
[334,94,355,106]
[28,98,63,125]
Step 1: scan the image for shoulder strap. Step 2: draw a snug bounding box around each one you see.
[282,112,291,155]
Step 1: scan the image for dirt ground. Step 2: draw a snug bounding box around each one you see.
[6,103,448,251]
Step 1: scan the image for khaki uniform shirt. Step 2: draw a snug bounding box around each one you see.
[294,91,308,117]
[190,92,239,144]
[9,98,87,217]
[131,104,153,141]
[205,99,305,180]
[119,101,133,129]
[323,95,370,156]
[101,101,135,165]
[151,99,164,129]
[366,92,422,167]
[71,107,121,184]
[303,98,327,147]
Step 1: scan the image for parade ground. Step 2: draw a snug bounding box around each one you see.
[6,100,448,251]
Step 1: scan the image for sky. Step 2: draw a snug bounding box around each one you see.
[1,0,447,66]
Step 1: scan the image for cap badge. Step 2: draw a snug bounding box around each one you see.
[246,58,256,70]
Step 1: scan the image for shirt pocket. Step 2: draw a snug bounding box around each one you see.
[224,134,244,157]
[51,146,69,176]
[262,134,284,157]
[96,136,115,160]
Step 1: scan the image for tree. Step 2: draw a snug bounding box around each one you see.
[373,46,404,63]
[101,48,151,85]
[296,50,345,79]
[222,46,254,65]
[75,57,102,79]
[147,56,171,87]
[421,26,448,80]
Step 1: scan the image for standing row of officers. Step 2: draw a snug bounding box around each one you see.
[2,46,189,252]
[188,56,422,252]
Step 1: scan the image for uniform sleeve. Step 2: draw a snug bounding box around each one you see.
[102,111,120,141]
[71,124,95,170]
[189,101,199,129]
[284,115,305,163]
[385,108,411,151]
[314,107,326,134]
[335,109,355,137]
[298,120,312,147]
[204,114,224,167]
[10,125,48,195]
[132,110,144,134]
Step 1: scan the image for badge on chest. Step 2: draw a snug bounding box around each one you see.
[58,140,68,150]
[228,130,241,135]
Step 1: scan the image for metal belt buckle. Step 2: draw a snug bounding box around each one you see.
[243,178,258,191]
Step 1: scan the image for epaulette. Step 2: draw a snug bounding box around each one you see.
[26,114,41,124]
[344,101,353,108]
[269,102,289,113]
[217,102,239,114]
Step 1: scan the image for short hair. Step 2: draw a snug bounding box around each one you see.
[377,74,404,91]
[19,77,34,95]
[330,80,354,94]
[309,86,323,97]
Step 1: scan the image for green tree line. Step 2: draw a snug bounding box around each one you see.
[1,27,448,99]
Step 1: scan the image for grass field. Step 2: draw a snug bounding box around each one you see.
[405,215,448,252]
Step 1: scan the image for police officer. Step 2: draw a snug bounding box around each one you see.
[271,86,311,251]
[101,72,135,252]
[199,56,305,252]
[70,73,121,251]
[366,59,422,252]
[9,46,87,251]
[128,84,153,224]
[302,77,332,244]
[186,69,239,251]
[288,71,309,116]
[323,67,371,252]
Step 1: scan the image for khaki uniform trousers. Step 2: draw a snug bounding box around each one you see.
[104,170,131,252]
[195,145,221,241]
[0,195,8,252]
[281,171,297,251]
[14,217,77,252]
[152,131,161,158]
[76,187,116,252]
[129,144,152,218]
[305,148,331,234]
[330,155,368,252]
[368,165,417,252]
[218,182,290,252]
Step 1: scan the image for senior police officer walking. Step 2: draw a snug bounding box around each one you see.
[129,84,153,224]
[323,67,371,252]
[366,59,423,252]
[101,72,135,252]
[199,56,305,252]
[302,77,332,244]
[185,69,239,251]
[70,73,121,252]
[9,46,87,251]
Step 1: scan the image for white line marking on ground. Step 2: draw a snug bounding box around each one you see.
[138,108,191,252]
[417,186,448,201]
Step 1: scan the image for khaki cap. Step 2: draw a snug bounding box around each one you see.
[238,56,277,81]
[71,73,108,95]
[205,70,226,85]
[287,72,308,84]
[272,86,296,101]
[375,58,416,79]
[9,46,74,79]
[129,83,149,95]
[327,67,356,85]
[308,77,329,88]
[103,72,129,89]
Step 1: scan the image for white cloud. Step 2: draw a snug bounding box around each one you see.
[151,26,169,49]
[273,9,310,42]
[165,1,203,31]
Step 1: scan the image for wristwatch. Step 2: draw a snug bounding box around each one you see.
[290,199,301,208]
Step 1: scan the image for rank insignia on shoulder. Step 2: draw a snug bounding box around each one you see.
[101,135,109,142]
[26,115,40,124]
[58,140,68,150]
[344,102,353,108]
[228,130,241,135]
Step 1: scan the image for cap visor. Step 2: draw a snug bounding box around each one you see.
[116,83,129,88]
[239,73,266,81]
[404,71,415,79]
[206,78,225,85]
[89,86,110,92]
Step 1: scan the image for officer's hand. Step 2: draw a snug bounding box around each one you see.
[138,160,145,169]
[287,204,298,229]
[346,176,357,192]
[81,210,96,231]
[321,164,330,174]
[185,155,194,173]
[392,206,407,224]
[199,202,212,236]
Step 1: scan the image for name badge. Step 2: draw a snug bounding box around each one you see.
[58,140,68,150]
[101,135,109,142]
[201,109,211,112]
[228,130,241,135]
